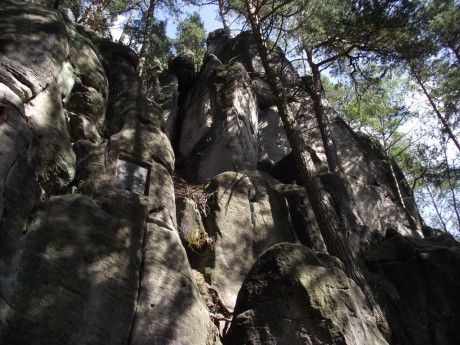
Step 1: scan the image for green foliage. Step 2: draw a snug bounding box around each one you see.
[127,18,172,68]
[325,67,418,150]
[173,12,207,70]
[324,69,460,235]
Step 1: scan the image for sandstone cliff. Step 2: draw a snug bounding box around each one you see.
[1,1,459,344]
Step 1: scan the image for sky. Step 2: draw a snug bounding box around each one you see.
[111,3,238,42]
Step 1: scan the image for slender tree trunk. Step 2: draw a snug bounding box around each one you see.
[138,0,156,77]
[118,0,140,44]
[218,0,232,37]
[409,64,460,153]
[427,184,448,232]
[387,152,406,210]
[443,144,460,229]
[90,0,110,30]
[243,0,388,333]
[304,46,339,172]
[80,0,97,24]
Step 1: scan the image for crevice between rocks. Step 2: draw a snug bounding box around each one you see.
[127,223,148,345]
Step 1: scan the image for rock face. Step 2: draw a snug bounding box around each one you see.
[194,172,298,310]
[1,2,211,344]
[199,31,423,251]
[225,243,387,345]
[1,2,459,345]
[364,231,460,345]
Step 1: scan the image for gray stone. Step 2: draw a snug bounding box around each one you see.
[225,243,388,345]
[282,188,327,252]
[169,52,196,91]
[258,107,291,164]
[0,1,70,102]
[198,172,297,310]
[1,194,146,345]
[183,62,259,183]
[179,54,222,158]
[68,111,102,143]
[364,232,460,345]
[176,197,206,245]
[129,223,213,345]
[26,82,76,192]
[153,71,179,141]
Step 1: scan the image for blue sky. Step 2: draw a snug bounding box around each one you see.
[164,3,223,38]
[112,3,240,41]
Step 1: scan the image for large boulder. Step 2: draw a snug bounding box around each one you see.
[194,171,298,310]
[0,87,41,270]
[364,231,460,345]
[0,0,69,102]
[1,193,145,344]
[225,243,388,345]
[169,52,196,92]
[0,1,78,193]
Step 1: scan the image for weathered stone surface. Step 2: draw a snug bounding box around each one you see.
[129,223,213,345]
[283,188,327,252]
[364,231,460,345]
[258,107,291,164]
[0,94,41,273]
[0,2,93,193]
[169,52,196,92]
[153,71,179,141]
[0,1,70,102]
[179,54,222,158]
[26,82,76,192]
[1,193,146,345]
[1,5,458,344]
[225,243,388,345]
[203,31,424,250]
[183,62,259,183]
[90,39,174,174]
[0,4,213,345]
[176,197,206,244]
[196,172,297,310]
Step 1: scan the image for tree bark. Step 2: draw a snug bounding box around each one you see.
[80,1,96,24]
[304,46,339,172]
[427,185,448,232]
[218,0,232,37]
[119,0,140,44]
[243,0,388,333]
[409,63,460,154]
[138,0,156,77]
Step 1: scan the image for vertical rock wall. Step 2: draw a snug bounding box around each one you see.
[1,2,459,345]
[0,2,213,344]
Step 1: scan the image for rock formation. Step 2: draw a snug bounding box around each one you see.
[1,1,459,345]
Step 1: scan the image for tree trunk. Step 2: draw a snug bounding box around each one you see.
[243,0,388,333]
[90,0,110,30]
[218,0,232,37]
[138,0,156,77]
[304,47,339,172]
[80,0,98,24]
[409,63,460,154]
[427,184,448,232]
[118,0,140,44]
[443,144,460,229]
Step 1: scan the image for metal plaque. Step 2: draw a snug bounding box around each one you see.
[113,158,149,195]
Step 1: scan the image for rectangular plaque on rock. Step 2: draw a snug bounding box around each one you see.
[113,157,150,196]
